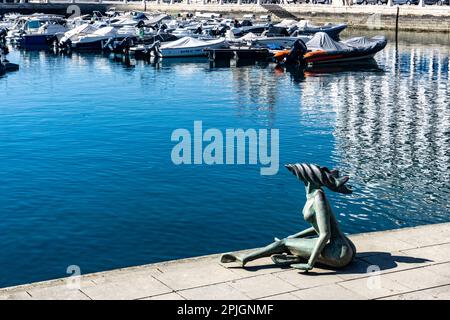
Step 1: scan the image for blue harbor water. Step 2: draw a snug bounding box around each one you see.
[0,31,449,287]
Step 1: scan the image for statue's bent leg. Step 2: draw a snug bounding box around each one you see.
[284,238,317,260]
[271,254,303,265]
[221,239,290,267]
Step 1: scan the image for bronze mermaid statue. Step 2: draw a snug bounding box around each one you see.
[221,163,356,271]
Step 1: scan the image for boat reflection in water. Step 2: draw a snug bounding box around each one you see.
[299,43,449,230]
[275,59,384,83]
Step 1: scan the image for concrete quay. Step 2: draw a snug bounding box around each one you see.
[1,222,449,300]
[1,2,450,32]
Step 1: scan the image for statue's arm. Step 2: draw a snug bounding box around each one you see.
[307,192,331,268]
[287,227,317,239]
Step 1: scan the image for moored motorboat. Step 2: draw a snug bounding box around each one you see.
[128,33,179,59]
[274,32,387,65]
[70,26,136,51]
[291,20,347,40]
[303,32,387,64]
[155,37,228,58]
[58,23,99,50]
[71,26,118,50]
[15,15,67,49]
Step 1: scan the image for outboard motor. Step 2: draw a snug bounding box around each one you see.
[103,37,134,54]
[103,37,115,52]
[59,38,72,54]
[0,28,7,44]
[136,20,145,28]
[194,26,203,35]
[285,39,308,65]
[288,25,298,36]
[120,37,133,55]
[241,20,252,27]
[146,40,161,60]
[0,30,8,55]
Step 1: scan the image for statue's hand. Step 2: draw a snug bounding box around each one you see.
[291,263,313,271]
[274,237,280,242]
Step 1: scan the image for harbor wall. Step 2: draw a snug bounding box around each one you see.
[1,2,450,32]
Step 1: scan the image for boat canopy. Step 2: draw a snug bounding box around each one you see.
[275,19,297,28]
[304,32,388,62]
[239,32,257,41]
[146,14,171,25]
[306,32,354,52]
[63,23,98,39]
[161,37,225,49]
[92,26,117,37]
[343,35,387,51]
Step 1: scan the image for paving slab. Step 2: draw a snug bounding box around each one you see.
[27,285,91,300]
[228,274,297,299]
[140,292,185,300]
[179,283,250,300]
[379,285,450,300]
[0,291,32,300]
[424,262,450,278]
[81,273,173,300]
[349,233,416,257]
[332,258,374,281]
[274,268,343,290]
[383,267,450,291]
[154,261,241,291]
[359,251,434,274]
[389,224,450,248]
[291,284,366,300]
[338,275,412,299]
[259,292,300,300]
[400,243,450,264]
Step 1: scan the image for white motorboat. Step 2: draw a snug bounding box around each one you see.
[16,15,67,48]
[155,37,228,58]
[71,26,119,50]
[228,32,311,49]
[0,13,22,30]
[59,23,99,46]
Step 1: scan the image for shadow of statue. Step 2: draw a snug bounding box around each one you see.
[313,252,433,277]
[224,252,432,276]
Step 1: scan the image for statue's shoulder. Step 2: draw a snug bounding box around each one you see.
[315,188,325,196]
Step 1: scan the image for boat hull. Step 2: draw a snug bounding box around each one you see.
[157,39,228,58]
[157,47,210,58]
[72,40,104,51]
[17,34,57,49]
[305,53,376,65]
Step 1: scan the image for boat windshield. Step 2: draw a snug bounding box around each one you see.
[27,20,43,30]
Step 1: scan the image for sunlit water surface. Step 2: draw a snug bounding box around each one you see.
[0,30,449,287]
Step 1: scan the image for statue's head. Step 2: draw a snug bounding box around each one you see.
[285,163,352,194]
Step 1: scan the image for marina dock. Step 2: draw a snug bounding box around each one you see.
[1,2,450,32]
[1,222,449,300]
